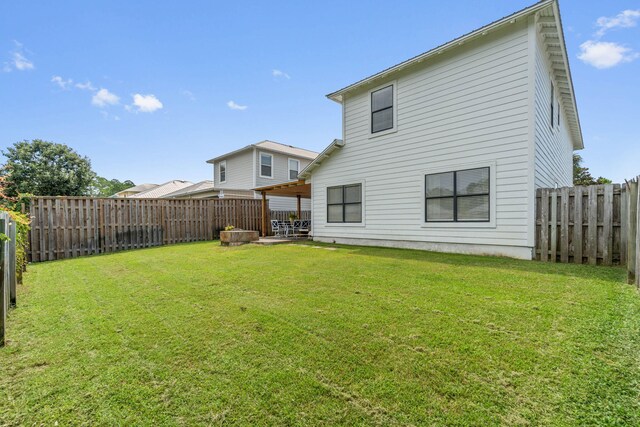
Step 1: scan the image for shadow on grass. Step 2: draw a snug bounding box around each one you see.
[303,241,629,285]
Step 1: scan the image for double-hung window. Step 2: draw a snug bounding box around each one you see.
[219,161,226,183]
[550,83,555,129]
[260,153,273,178]
[327,184,362,223]
[425,167,490,222]
[371,85,394,133]
[288,159,300,180]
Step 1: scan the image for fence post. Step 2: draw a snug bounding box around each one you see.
[628,180,638,284]
[8,220,16,307]
[635,177,640,288]
[0,214,6,347]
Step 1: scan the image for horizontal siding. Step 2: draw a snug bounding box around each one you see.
[255,151,313,188]
[311,20,533,249]
[266,196,311,211]
[534,32,573,188]
[214,150,254,190]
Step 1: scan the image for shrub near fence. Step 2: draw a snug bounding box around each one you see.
[28,197,265,262]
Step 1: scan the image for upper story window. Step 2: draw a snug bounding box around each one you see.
[425,167,490,222]
[557,100,561,128]
[288,158,300,180]
[371,85,394,133]
[219,161,226,183]
[327,184,362,223]
[260,153,273,178]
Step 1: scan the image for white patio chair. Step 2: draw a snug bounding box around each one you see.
[271,220,283,237]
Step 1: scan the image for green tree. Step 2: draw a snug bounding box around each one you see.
[573,154,612,186]
[90,176,135,197]
[1,139,96,196]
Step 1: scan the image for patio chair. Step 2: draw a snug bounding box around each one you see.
[271,220,284,237]
[292,220,302,237]
[299,220,310,236]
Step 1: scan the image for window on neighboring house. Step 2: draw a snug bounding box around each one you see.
[550,83,555,129]
[260,153,273,178]
[288,159,300,180]
[327,184,362,223]
[425,167,490,222]
[557,100,561,128]
[371,85,394,133]
[219,161,226,183]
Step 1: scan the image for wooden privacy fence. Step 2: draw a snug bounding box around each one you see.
[28,197,265,262]
[536,178,640,286]
[1,211,18,346]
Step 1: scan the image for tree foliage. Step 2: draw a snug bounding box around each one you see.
[1,139,96,196]
[90,176,135,197]
[573,154,612,186]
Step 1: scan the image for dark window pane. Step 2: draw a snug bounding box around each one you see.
[372,109,393,133]
[261,165,271,177]
[345,204,362,222]
[426,198,454,221]
[456,168,489,195]
[457,195,489,221]
[327,187,343,204]
[289,169,297,180]
[344,185,361,203]
[328,205,343,222]
[426,172,454,197]
[372,86,393,111]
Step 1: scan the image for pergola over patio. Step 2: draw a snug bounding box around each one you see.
[254,180,311,237]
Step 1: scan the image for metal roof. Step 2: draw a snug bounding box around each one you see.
[129,180,194,198]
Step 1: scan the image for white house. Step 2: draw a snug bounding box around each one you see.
[300,0,582,259]
[206,140,319,210]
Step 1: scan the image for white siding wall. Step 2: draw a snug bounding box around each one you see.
[254,151,313,188]
[213,151,254,190]
[311,21,534,258]
[533,32,573,188]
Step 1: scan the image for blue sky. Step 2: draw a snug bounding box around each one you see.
[1,0,638,184]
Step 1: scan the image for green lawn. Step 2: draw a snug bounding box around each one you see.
[1,242,639,426]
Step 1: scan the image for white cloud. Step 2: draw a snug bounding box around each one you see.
[4,41,34,72]
[227,100,247,111]
[75,81,96,91]
[91,88,120,107]
[272,69,290,79]
[131,93,163,113]
[51,75,73,89]
[578,40,639,68]
[595,9,640,37]
[181,89,196,101]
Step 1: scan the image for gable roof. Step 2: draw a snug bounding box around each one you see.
[206,140,319,164]
[326,0,583,150]
[163,180,216,198]
[298,139,344,180]
[115,183,158,195]
[129,180,194,198]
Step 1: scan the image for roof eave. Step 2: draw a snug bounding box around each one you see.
[298,139,344,179]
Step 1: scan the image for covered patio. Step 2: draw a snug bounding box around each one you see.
[254,180,311,238]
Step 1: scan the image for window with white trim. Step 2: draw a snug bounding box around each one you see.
[219,161,226,183]
[550,83,555,129]
[288,158,300,180]
[371,85,394,133]
[260,153,273,178]
[425,167,490,222]
[327,184,362,223]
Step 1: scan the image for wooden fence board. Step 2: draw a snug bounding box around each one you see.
[627,180,638,283]
[28,197,267,262]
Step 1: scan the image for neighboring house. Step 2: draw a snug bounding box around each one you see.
[163,180,254,199]
[129,180,194,198]
[300,0,582,260]
[206,140,319,210]
[112,183,158,198]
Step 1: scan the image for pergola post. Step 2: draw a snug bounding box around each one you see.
[261,191,267,237]
[296,195,301,219]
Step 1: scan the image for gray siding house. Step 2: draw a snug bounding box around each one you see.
[300,0,582,259]
[207,140,318,210]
